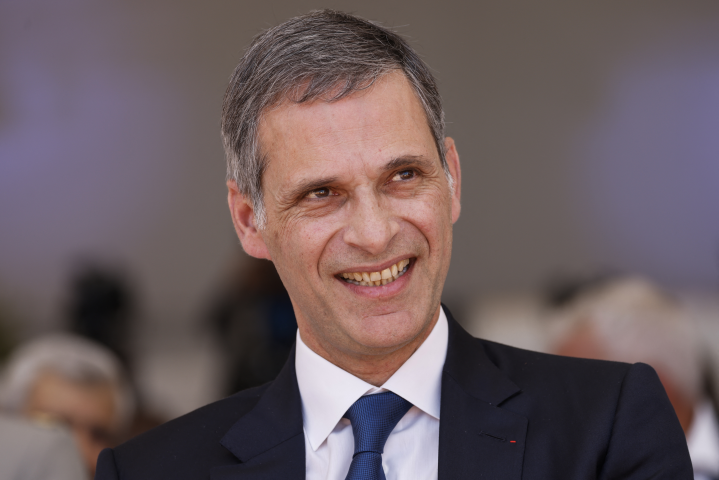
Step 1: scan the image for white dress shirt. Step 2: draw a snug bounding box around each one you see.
[295,308,448,480]
[687,399,719,480]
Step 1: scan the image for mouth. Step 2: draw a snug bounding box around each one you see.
[338,258,413,287]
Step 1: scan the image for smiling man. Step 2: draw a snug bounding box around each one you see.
[95,10,692,480]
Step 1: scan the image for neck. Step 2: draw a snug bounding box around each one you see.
[300,307,441,387]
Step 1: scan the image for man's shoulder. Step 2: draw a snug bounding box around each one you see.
[109,382,270,477]
[479,336,633,380]
[445,312,645,414]
[471,339,690,478]
[472,336,646,406]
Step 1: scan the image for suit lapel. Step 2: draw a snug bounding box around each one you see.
[211,346,305,480]
[209,309,527,480]
[438,309,528,480]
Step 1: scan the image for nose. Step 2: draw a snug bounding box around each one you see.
[342,194,400,256]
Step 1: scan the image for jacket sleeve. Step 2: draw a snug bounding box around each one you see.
[95,448,120,480]
[598,362,693,480]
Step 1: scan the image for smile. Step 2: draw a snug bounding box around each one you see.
[339,258,412,287]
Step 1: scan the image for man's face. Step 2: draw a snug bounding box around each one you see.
[230,71,460,361]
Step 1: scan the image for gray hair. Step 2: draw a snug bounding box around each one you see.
[0,334,135,432]
[221,9,448,229]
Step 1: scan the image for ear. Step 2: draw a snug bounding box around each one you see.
[444,137,461,223]
[227,180,272,260]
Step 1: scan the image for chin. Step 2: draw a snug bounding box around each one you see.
[349,311,426,350]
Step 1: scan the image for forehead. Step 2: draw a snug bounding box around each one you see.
[258,72,437,189]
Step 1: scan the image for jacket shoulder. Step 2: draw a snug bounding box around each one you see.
[472,337,642,421]
[472,339,691,479]
[478,337,634,394]
[107,383,270,478]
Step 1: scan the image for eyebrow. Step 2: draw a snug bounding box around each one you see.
[283,155,435,202]
[384,155,435,171]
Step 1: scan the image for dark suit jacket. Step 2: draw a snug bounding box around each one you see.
[96,310,692,479]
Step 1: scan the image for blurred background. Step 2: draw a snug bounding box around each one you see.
[1,1,719,471]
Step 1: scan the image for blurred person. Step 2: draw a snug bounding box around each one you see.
[0,297,19,363]
[96,10,691,480]
[553,277,719,480]
[63,263,167,439]
[0,334,135,477]
[0,413,88,480]
[209,255,297,395]
[66,264,134,368]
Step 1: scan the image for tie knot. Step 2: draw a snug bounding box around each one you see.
[344,391,412,455]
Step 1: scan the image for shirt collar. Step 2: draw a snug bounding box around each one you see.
[295,307,449,452]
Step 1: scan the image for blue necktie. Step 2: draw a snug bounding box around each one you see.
[343,391,413,480]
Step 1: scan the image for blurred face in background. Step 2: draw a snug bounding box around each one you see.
[23,369,119,476]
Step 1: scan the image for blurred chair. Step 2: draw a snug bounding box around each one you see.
[552,277,719,480]
[0,334,135,477]
[0,413,87,480]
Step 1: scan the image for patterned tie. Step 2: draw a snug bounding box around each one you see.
[343,391,413,480]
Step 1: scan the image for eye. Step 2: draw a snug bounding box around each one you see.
[391,169,416,182]
[306,187,332,199]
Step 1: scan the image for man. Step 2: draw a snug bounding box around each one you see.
[0,334,134,477]
[95,10,692,479]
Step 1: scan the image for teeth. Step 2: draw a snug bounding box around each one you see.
[339,259,412,287]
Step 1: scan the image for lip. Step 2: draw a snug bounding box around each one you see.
[336,257,415,299]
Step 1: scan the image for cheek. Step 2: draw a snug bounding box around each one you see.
[394,196,452,244]
[270,215,341,279]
